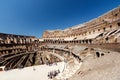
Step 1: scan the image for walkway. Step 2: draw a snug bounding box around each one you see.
[0,62,63,80]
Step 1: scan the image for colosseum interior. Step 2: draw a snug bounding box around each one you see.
[0,6,120,80]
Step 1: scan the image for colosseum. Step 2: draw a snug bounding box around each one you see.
[0,6,120,80]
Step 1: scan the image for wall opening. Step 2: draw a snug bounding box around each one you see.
[103,27,106,31]
[96,52,100,57]
[117,23,120,26]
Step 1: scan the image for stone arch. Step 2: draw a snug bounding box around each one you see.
[101,53,104,56]
[89,39,92,44]
[105,37,109,43]
[85,40,88,44]
[96,52,100,57]
[110,25,112,29]
[117,22,120,26]
[103,27,106,31]
[82,40,84,43]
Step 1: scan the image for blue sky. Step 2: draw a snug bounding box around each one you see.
[0,0,120,38]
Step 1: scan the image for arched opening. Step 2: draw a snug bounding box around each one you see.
[105,37,109,42]
[103,27,106,31]
[82,40,84,43]
[115,13,118,16]
[89,39,92,44]
[117,22,120,26]
[110,25,112,29]
[85,40,88,44]
[101,53,104,56]
[89,32,91,34]
[98,29,100,32]
[96,52,100,57]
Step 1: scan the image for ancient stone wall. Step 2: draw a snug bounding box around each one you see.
[0,33,38,56]
[42,6,120,44]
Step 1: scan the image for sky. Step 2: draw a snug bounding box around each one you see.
[0,0,120,38]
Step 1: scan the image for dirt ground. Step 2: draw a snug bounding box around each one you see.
[69,51,120,80]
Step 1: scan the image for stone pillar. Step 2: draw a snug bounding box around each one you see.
[6,37,10,44]
[6,51,8,54]
[13,38,17,44]
[2,51,5,55]
[12,50,15,53]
